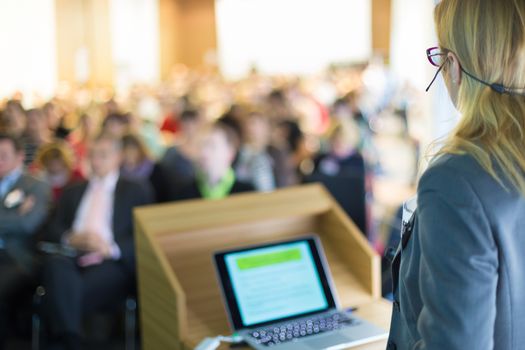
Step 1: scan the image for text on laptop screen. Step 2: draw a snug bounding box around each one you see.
[224,241,329,326]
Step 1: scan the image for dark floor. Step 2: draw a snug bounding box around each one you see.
[6,338,134,350]
[5,312,138,350]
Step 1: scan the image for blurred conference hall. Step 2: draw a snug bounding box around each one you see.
[0,1,459,349]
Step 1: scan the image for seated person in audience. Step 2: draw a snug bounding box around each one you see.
[174,123,254,201]
[332,92,367,127]
[265,89,294,121]
[332,93,381,174]
[40,134,152,350]
[217,109,244,146]
[134,96,166,159]
[275,120,308,183]
[160,95,193,139]
[43,101,70,139]
[23,108,52,166]
[216,111,245,168]
[159,100,182,137]
[0,133,51,349]
[33,141,84,203]
[101,113,131,139]
[67,113,98,177]
[236,110,276,192]
[151,109,202,202]
[236,110,295,191]
[0,113,6,134]
[1,100,27,138]
[313,121,365,178]
[120,133,154,181]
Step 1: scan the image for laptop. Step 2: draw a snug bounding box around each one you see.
[213,236,388,349]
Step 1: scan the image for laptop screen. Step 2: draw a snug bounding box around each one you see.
[214,236,338,330]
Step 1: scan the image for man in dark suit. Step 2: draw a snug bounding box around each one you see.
[41,134,152,349]
[173,123,254,201]
[0,133,51,349]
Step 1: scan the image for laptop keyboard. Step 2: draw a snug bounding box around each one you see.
[248,312,360,347]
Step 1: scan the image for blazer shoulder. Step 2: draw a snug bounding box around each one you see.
[432,152,481,168]
[418,152,499,208]
[117,176,149,192]
[116,177,154,203]
[61,180,88,197]
[173,181,200,201]
[17,173,50,196]
[422,152,503,189]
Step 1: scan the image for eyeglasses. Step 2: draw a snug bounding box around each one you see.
[427,47,447,67]
[425,47,447,92]
[425,46,525,96]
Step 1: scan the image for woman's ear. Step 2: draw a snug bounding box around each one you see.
[446,51,462,86]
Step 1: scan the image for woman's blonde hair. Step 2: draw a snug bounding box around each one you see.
[35,141,75,171]
[434,0,525,193]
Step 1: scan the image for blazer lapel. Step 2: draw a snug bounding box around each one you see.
[73,182,89,208]
[112,178,124,236]
[66,182,89,226]
[2,174,27,203]
[2,175,40,209]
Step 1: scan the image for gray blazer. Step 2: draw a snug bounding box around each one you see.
[387,153,525,350]
[0,173,50,268]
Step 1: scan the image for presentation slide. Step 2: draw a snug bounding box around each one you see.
[225,241,328,326]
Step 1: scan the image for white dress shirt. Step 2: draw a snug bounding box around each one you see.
[71,171,121,259]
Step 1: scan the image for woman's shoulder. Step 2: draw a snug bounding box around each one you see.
[422,153,485,181]
[429,152,480,170]
[418,152,501,203]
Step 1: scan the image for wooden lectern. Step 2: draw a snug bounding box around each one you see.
[134,184,391,350]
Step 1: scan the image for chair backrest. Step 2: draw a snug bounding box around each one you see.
[303,172,367,236]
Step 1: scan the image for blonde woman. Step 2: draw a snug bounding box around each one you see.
[33,141,84,202]
[388,1,525,349]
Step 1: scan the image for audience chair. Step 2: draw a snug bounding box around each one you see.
[31,286,137,350]
[303,172,368,236]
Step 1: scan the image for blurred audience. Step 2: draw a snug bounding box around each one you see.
[101,113,131,139]
[275,119,313,181]
[0,63,419,346]
[313,121,365,178]
[43,102,70,139]
[218,107,244,143]
[174,123,254,201]
[159,97,186,136]
[236,110,294,191]
[23,108,52,166]
[134,96,165,159]
[0,134,51,349]
[1,100,27,137]
[40,134,152,350]
[120,133,154,181]
[331,93,380,173]
[151,108,202,201]
[265,89,294,120]
[67,113,99,176]
[33,141,84,202]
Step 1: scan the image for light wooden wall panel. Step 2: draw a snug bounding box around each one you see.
[55,0,84,84]
[178,0,217,69]
[55,0,113,87]
[159,0,217,74]
[159,0,182,78]
[372,0,392,60]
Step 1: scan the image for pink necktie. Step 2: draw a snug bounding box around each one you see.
[78,181,109,267]
[83,181,108,236]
